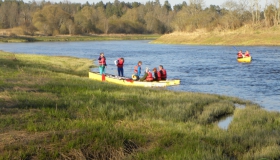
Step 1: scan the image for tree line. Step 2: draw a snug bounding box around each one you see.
[0,0,280,36]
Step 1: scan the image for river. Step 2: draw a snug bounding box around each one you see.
[0,40,279,111]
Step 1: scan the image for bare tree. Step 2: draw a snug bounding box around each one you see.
[221,0,243,29]
[264,0,280,26]
[96,7,108,33]
[271,0,280,25]
[249,0,261,24]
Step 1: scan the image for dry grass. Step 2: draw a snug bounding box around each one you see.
[153,26,280,45]
[0,130,50,150]
[0,27,24,37]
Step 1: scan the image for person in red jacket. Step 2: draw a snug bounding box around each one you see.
[159,65,167,80]
[237,50,244,58]
[244,50,250,57]
[140,67,153,82]
[153,68,161,81]
[116,58,124,77]
[98,52,106,75]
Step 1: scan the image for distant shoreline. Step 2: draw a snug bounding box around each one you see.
[0,34,161,43]
[2,28,280,46]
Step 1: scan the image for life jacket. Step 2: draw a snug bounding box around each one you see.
[99,56,106,66]
[117,58,124,68]
[244,52,250,57]
[161,69,167,80]
[146,72,153,81]
[157,71,161,81]
[237,52,243,58]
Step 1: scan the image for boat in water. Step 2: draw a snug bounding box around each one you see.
[237,56,252,63]
[88,72,180,87]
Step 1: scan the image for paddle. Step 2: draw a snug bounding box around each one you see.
[232,46,238,52]
[119,77,133,83]
[102,74,105,81]
[233,46,245,58]
[114,60,118,76]
[125,79,133,82]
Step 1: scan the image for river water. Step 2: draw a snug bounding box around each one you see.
[0,40,279,111]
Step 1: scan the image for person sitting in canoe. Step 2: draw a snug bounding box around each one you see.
[159,65,167,80]
[153,67,161,81]
[244,50,250,57]
[140,67,153,82]
[237,50,244,58]
[132,61,142,80]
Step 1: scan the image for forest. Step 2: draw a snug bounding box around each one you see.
[0,0,280,36]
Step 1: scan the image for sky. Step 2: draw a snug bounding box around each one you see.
[25,0,268,8]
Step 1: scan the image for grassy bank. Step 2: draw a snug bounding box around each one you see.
[0,34,160,43]
[153,26,280,46]
[0,51,280,159]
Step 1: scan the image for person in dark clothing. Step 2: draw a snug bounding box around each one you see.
[153,68,161,81]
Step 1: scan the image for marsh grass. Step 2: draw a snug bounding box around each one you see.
[0,51,280,159]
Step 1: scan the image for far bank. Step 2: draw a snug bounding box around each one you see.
[152,27,280,46]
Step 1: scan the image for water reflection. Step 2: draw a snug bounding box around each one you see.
[218,116,233,130]
[218,103,246,130]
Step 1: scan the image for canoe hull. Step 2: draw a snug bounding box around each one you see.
[88,72,180,87]
[237,56,252,63]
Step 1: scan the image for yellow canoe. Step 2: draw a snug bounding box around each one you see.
[88,72,180,87]
[237,56,252,63]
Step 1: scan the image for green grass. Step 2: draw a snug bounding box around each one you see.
[0,51,280,159]
[0,34,161,43]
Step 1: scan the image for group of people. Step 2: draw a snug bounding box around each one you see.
[133,61,167,81]
[98,52,125,76]
[237,50,250,58]
[97,52,167,82]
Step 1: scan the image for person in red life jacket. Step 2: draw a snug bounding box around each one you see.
[132,61,142,80]
[116,57,125,77]
[152,68,161,81]
[237,50,244,58]
[159,65,167,80]
[140,67,153,82]
[244,50,250,57]
[98,52,107,75]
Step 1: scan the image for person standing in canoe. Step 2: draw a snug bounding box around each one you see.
[244,50,250,57]
[237,50,244,58]
[115,58,124,77]
[98,52,107,75]
[159,65,167,80]
[132,61,142,80]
